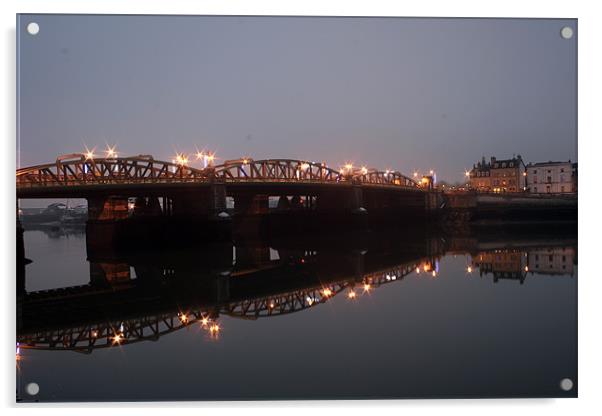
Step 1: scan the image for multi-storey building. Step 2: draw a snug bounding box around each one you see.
[468,157,491,191]
[527,246,575,276]
[469,155,525,192]
[525,161,575,194]
[471,250,528,283]
[572,162,578,193]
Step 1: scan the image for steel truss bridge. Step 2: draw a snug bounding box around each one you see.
[16,155,421,193]
[17,261,420,353]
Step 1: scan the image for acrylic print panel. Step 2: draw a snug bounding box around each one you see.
[16,14,577,402]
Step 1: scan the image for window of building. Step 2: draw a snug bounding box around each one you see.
[549,255,553,261]
[502,162,506,168]
[534,186,538,192]
[509,162,514,167]
[561,186,565,192]
[533,170,537,174]
[547,176,552,183]
[548,170,552,173]
[560,168,564,173]
[535,255,539,260]
[546,185,551,193]
[534,177,538,183]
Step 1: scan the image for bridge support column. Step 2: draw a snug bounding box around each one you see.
[235,244,271,268]
[211,183,227,216]
[171,184,227,218]
[317,186,364,213]
[88,196,129,221]
[276,196,291,210]
[90,262,131,286]
[214,272,230,303]
[233,194,269,216]
[132,196,162,217]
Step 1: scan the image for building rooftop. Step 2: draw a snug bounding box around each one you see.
[527,160,572,167]
[470,154,525,173]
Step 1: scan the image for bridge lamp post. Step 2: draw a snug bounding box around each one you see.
[196,151,216,168]
[105,146,117,158]
[206,153,215,167]
[340,163,353,178]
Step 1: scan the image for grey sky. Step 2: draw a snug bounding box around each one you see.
[17,15,576,183]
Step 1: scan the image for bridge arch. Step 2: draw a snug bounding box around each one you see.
[354,170,419,188]
[212,159,344,183]
[16,155,211,188]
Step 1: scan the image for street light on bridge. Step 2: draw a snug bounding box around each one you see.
[105,145,117,158]
[83,146,96,160]
[174,153,189,166]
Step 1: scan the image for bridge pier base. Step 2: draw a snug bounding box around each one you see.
[317,186,365,214]
[233,194,269,216]
[88,196,129,221]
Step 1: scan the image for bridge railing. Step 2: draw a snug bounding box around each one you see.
[16,157,212,188]
[17,156,422,190]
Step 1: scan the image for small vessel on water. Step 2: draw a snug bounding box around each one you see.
[19,203,88,226]
[61,204,88,224]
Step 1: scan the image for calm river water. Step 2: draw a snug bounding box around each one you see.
[16,225,577,401]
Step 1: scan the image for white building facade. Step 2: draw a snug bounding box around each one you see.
[527,247,575,276]
[525,161,575,194]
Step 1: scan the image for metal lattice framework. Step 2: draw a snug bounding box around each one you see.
[17,260,425,353]
[16,283,347,353]
[17,310,215,353]
[17,155,420,190]
[16,155,210,188]
[355,170,418,188]
[221,282,350,319]
[213,159,343,184]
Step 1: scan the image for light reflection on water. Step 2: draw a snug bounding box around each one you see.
[17,226,577,401]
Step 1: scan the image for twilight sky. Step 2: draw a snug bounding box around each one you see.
[17,15,577,183]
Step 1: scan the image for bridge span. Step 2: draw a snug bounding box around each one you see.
[17,154,436,222]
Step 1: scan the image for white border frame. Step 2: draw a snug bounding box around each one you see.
[2,1,600,414]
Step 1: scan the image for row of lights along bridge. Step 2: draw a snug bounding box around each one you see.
[81,145,437,181]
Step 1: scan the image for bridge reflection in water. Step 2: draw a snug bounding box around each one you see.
[16,228,576,355]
